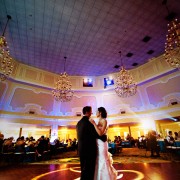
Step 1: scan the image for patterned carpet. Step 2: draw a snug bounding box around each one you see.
[33,147,180,164]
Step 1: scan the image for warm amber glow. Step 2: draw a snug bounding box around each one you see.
[141,119,155,130]
[32,167,144,180]
[31,168,69,180]
[116,170,144,180]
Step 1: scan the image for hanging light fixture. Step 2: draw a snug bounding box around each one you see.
[115,51,137,98]
[52,56,74,102]
[163,0,180,68]
[0,15,14,81]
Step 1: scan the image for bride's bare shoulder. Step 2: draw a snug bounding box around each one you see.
[103,118,107,123]
[99,118,107,125]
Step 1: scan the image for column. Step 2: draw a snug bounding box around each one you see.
[50,124,58,142]
[52,100,62,116]
[19,127,22,137]
[128,126,131,137]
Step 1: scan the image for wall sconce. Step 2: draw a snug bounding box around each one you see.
[83,78,93,87]
[104,77,114,88]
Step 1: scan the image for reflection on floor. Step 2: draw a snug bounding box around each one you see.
[38,147,180,164]
[1,148,180,180]
[0,163,180,180]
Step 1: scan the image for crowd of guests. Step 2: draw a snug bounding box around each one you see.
[0,130,179,161]
[137,130,180,147]
[110,134,136,146]
[52,137,78,152]
[109,134,137,148]
[137,130,180,157]
[108,134,136,154]
[108,131,180,157]
[0,135,50,155]
[166,131,180,145]
[0,133,78,163]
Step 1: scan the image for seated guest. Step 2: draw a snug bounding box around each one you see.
[114,136,118,143]
[0,133,4,153]
[25,137,35,149]
[130,136,135,147]
[71,138,77,151]
[157,134,161,140]
[36,135,49,156]
[2,137,15,153]
[138,135,146,148]
[117,136,122,142]
[45,137,50,151]
[54,138,60,148]
[126,134,131,141]
[15,136,26,153]
[178,131,180,140]
[174,132,178,140]
[115,136,122,145]
[166,131,175,145]
[26,138,36,152]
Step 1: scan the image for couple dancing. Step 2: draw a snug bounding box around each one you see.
[76,106,123,180]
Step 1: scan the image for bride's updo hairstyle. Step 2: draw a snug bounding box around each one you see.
[98,107,107,118]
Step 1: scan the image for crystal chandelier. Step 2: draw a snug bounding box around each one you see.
[115,51,137,98]
[165,19,180,68]
[163,1,180,68]
[0,15,13,81]
[52,57,74,102]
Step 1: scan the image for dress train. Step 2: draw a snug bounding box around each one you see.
[94,139,123,180]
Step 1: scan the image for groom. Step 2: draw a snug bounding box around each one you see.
[76,106,106,180]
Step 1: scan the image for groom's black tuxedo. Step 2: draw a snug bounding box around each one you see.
[76,116,107,180]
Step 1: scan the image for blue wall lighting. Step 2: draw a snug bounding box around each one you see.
[104,77,114,88]
[83,78,93,87]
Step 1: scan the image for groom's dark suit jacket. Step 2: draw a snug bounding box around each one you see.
[76,116,107,180]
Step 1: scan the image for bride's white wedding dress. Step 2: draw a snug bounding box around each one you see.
[74,138,122,180]
[94,138,118,180]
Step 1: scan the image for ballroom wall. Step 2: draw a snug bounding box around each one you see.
[0,54,180,140]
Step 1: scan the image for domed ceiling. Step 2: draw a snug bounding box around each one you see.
[0,0,179,76]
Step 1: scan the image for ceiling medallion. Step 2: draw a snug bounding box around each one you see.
[115,51,137,98]
[52,57,74,102]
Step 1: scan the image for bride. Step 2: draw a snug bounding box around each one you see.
[89,107,123,180]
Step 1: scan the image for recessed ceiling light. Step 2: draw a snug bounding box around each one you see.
[132,62,138,66]
[165,12,176,21]
[114,65,120,69]
[147,50,154,54]
[126,52,133,57]
[142,36,151,43]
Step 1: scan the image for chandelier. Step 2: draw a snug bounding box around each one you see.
[115,51,137,98]
[163,1,180,68]
[0,15,13,81]
[52,57,74,102]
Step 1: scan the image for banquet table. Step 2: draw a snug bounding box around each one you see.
[121,141,131,147]
[157,140,165,152]
[108,143,116,154]
[157,140,180,152]
[174,141,180,147]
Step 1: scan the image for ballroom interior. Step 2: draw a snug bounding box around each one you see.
[0,0,180,143]
[0,0,180,179]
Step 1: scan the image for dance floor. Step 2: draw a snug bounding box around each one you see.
[0,162,180,180]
